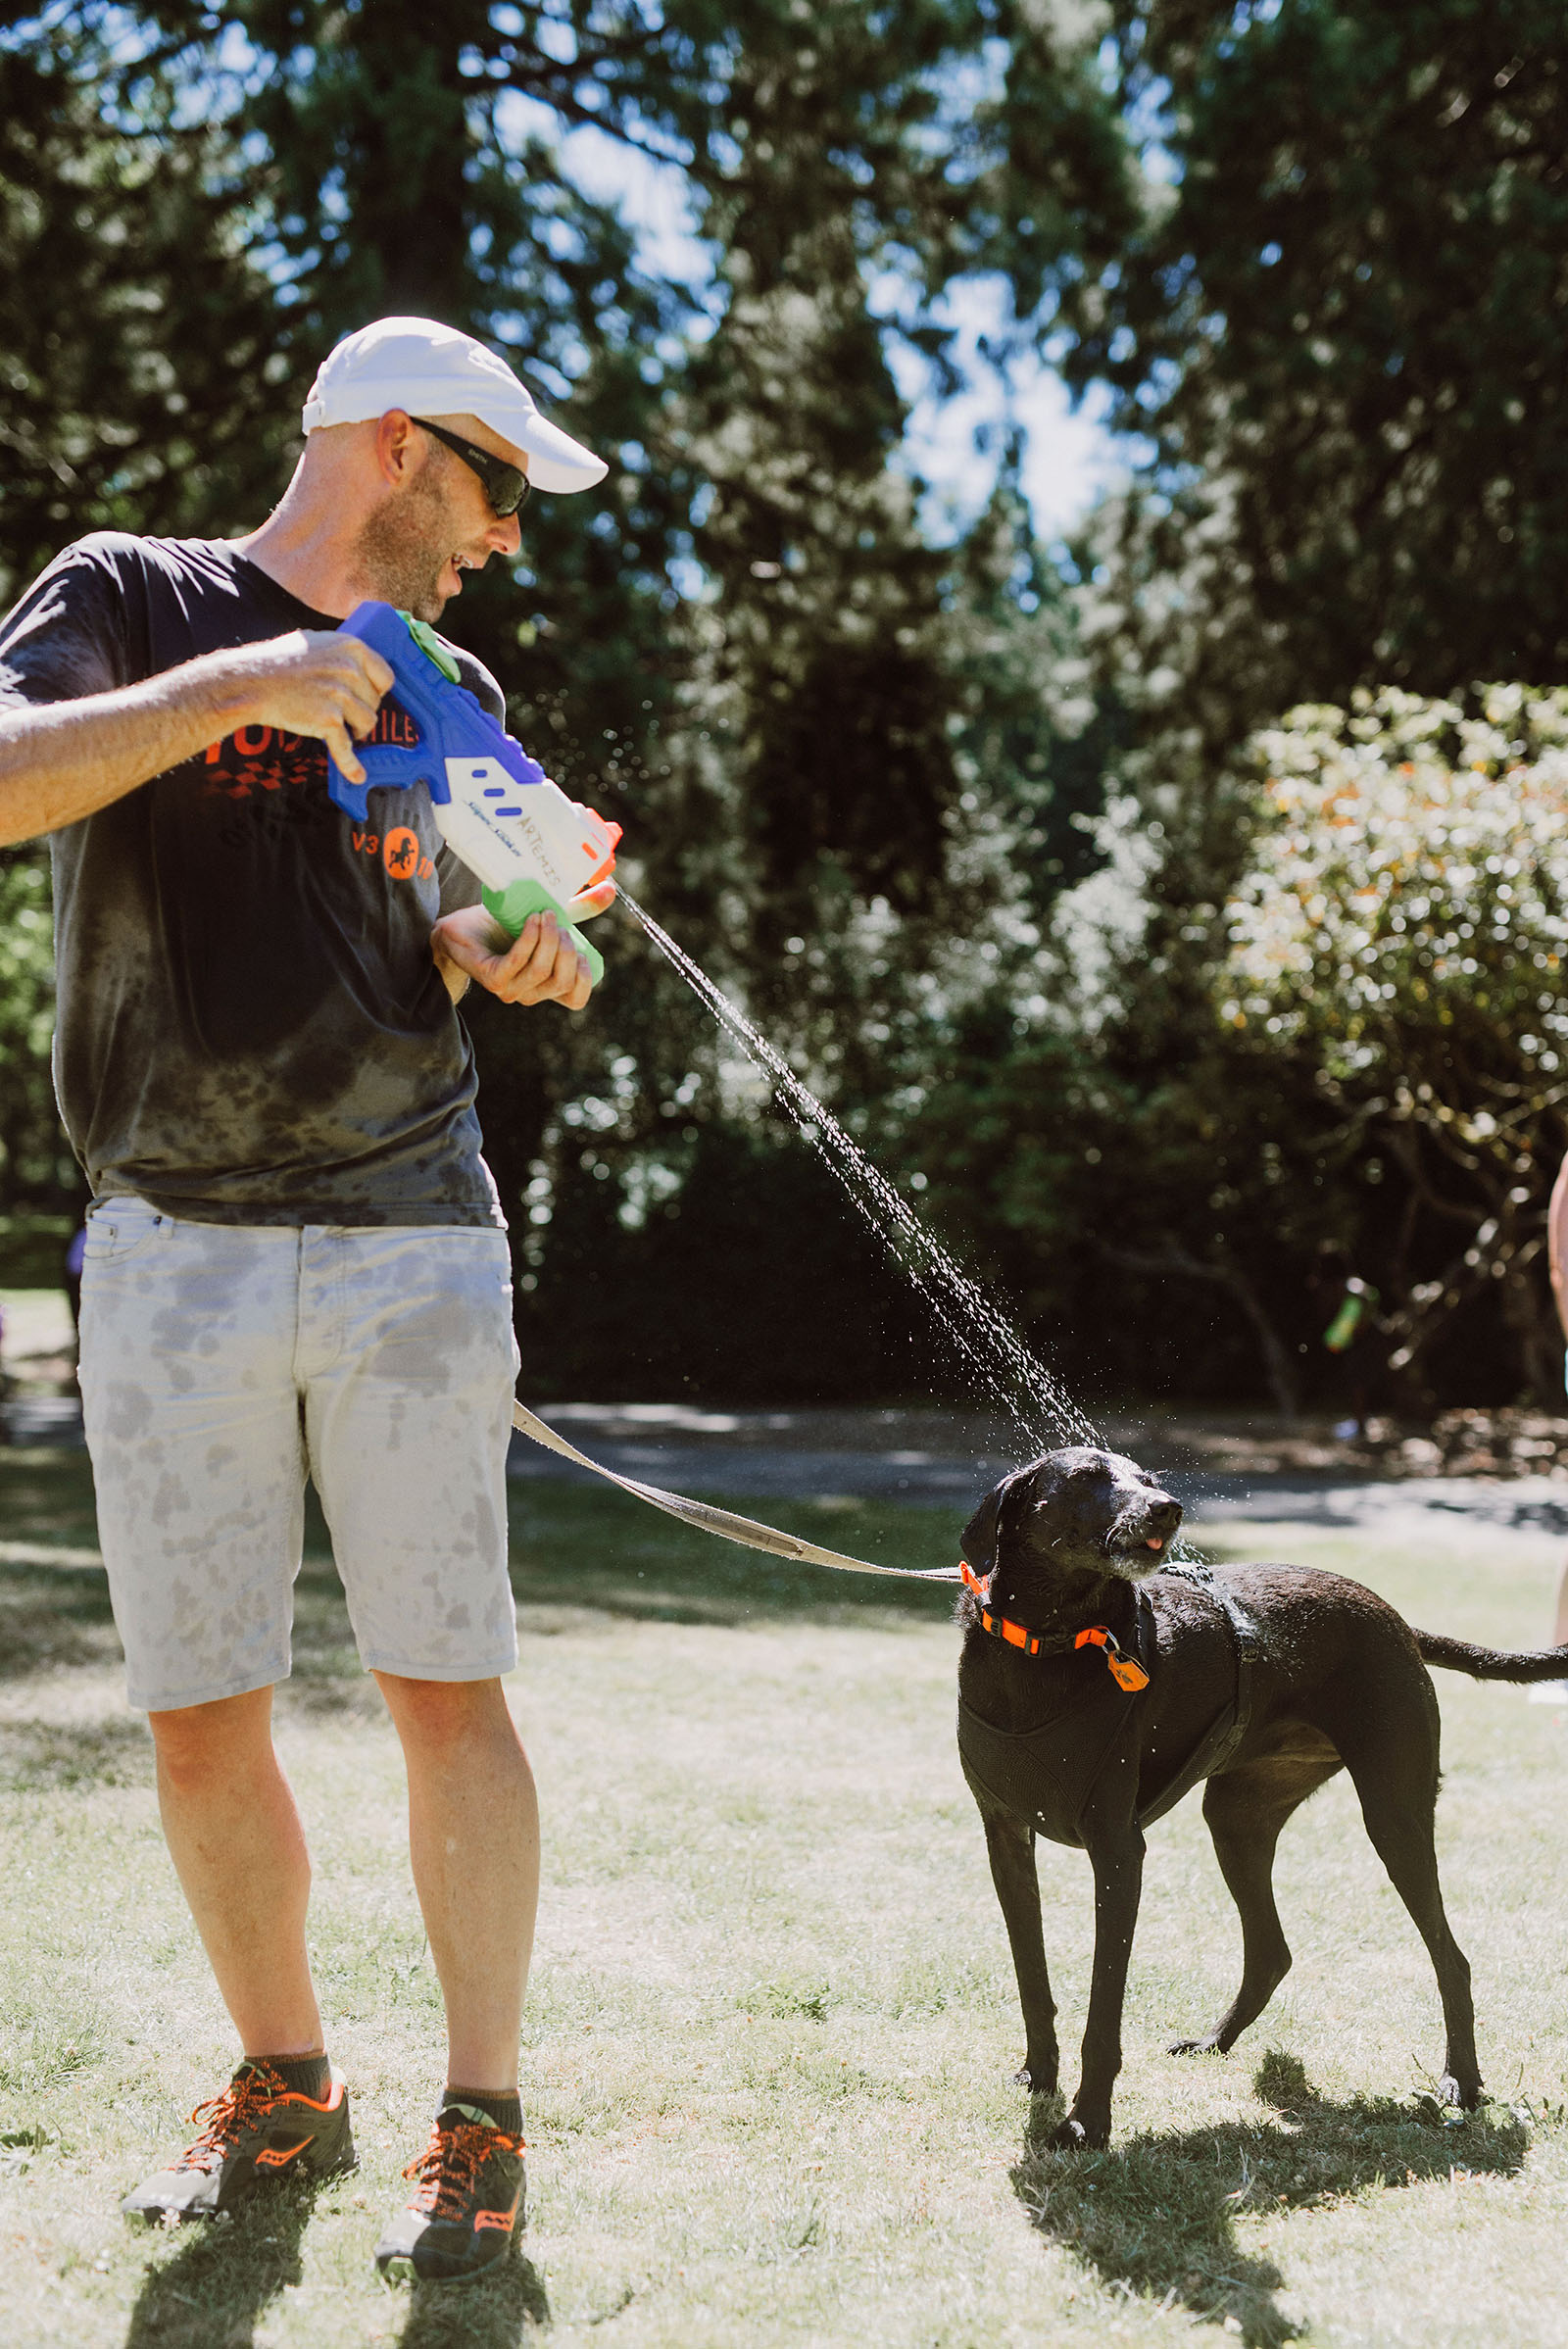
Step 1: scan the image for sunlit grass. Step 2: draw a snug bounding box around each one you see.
[0,1449,1566,2345]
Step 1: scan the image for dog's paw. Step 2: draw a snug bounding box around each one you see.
[1436,2071,1483,2112]
[1047,2113,1109,2152]
[1015,2059,1059,2094]
[1167,2034,1223,2058]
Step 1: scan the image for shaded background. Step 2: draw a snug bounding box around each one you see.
[4,0,1568,1417]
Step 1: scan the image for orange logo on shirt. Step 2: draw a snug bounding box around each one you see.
[383,827,420,878]
[347,827,435,881]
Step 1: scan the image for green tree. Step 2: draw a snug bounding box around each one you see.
[3,3,1140,1397]
[0,19,288,605]
[1064,0,1568,755]
[909,0,1568,1416]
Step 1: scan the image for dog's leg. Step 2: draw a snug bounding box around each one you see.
[982,1810,1060,2093]
[1052,1824,1145,2149]
[1349,1764,1482,2108]
[1169,1762,1334,2056]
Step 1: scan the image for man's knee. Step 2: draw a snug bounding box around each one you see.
[374,1671,522,1756]
[147,1686,275,1786]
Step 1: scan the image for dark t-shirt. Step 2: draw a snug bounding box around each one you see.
[0,532,506,1226]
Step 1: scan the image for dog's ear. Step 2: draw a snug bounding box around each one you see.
[960,1465,1034,1588]
[959,1489,1004,1591]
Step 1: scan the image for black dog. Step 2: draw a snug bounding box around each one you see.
[956,1445,1568,2150]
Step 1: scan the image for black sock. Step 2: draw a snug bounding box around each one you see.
[443,2085,523,2136]
[245,2051,332,2101]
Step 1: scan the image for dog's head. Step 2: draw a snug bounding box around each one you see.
[960,1445,1183,1621]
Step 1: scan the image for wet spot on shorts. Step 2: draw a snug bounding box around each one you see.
[103,1383,154,1444]
[150,1471,192,1530]
[363,1293,471,1388]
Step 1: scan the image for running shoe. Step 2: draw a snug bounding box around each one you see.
[121,2060,356,2221]
[374,2101,526,2281]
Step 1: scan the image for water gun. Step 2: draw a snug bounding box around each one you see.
[326,601,620,983]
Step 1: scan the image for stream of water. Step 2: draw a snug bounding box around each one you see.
[619,891,1102,1462]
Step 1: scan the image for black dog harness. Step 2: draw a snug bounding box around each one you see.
[956,1573,1258,1849]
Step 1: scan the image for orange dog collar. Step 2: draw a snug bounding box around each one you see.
[960,1558,1150,1689]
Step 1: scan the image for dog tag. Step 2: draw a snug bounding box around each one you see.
[1075,1625,1151,1692]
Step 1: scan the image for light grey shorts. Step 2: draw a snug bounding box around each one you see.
[78,1199,520,1712]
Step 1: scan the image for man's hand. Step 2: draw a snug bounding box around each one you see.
[215,629,395,785]
[430,881,616,1010]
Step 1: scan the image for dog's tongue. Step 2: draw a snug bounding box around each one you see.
[1146,1537,1163,1550]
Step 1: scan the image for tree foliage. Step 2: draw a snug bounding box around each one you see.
[0,19,286,606]
[14,0,1568,1411]
[1224,686,1568,1399]
[0,856,63,1209]
[932,0,1568,1409]
[0,0,1128,1403]
[1066,0,1568,755]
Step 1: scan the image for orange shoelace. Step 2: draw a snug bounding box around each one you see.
[175,2068,286,2174]
[403,2120,524,2221]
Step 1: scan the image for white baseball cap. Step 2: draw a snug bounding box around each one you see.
[302,316,608,495]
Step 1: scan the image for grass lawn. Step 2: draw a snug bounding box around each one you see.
[0,1447,1566,2348]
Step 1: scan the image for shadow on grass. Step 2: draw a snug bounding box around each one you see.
[0,1444,101,1548]
[508,1482,961,1630]
[0,1565,122,1682]
[393,2244,551,2345]
[0,1713,149,1790]
[1011,2056,1529,2348]
[122,2175,331,2349]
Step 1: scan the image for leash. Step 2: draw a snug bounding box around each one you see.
[510,1400,963,1584]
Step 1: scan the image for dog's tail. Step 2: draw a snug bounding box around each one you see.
[1413,1630,1568,1683]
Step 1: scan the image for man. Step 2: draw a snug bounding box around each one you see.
[0,317,612,2280]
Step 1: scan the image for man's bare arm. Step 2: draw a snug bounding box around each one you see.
[0,629,395,847]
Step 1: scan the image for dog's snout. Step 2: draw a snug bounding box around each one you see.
[1143,1496,1182,1548]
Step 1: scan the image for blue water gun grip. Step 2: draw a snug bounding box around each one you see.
[329,600,606,980]
[327,601,545,819]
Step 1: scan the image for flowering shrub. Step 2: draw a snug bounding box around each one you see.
[1227,685,1568,1072]
[1222,687,1568,1394]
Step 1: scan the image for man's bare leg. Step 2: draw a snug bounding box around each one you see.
[1532,1554,1568,1697]
[147,1685,323,2055]
[373,1673,538,2089]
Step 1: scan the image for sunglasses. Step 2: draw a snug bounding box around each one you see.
[412,417,531,517]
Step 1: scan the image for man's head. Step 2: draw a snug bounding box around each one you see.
[298,318,607,622]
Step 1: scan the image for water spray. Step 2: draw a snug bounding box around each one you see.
[326,601,1207,1563]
